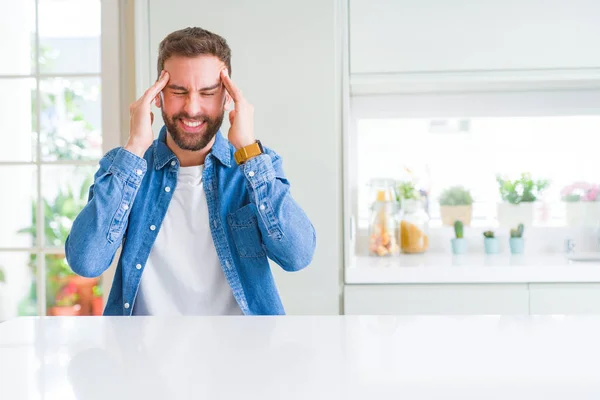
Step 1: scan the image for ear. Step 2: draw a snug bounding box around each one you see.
[154,92,163,108]
[224,93,232,110]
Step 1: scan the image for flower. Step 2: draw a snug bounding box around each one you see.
[561,182,600,202]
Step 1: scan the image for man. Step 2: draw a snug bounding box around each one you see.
[65,27,316,316]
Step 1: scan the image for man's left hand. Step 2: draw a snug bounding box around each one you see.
[220,68,255,150]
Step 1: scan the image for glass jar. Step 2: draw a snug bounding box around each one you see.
[399,198,429,254]
[367,179,400,256]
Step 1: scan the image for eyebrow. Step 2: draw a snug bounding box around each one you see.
[167,82,221,92]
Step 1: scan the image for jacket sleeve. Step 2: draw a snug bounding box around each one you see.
[65,147,147,278]
[241,148,316,271]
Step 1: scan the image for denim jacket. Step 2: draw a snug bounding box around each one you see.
[65,126,316,315]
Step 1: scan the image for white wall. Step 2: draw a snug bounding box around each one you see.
[138,0,343,314]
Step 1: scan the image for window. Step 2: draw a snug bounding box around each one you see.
[347,89,600,255]
[0,0,116,319]
[355,115,600,227]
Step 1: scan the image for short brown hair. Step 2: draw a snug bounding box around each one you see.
[157,27,231,79]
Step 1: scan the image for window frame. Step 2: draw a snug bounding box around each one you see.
[0,0,121,316]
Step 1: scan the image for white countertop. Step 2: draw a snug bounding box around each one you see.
[346,254,600,284]
[2,316,600,399]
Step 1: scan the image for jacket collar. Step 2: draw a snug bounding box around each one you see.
[153,125,232,169]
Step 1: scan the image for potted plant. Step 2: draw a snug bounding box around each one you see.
[91,284,104,316]
[49,281,81,316]
[18,175,99,316]
[561,182,600,227]
[451,220,467,254]
[509,223,525,255]
[439,186,473,226]
[496,173,549,228]
[483,230,499,254]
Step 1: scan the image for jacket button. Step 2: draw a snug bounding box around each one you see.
[248,171,255,177]
[150,225,156,231]
[136,264,142,270]
[124,303,130,309]
[165,186,171,193]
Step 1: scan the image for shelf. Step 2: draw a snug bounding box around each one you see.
[345,254,600,284]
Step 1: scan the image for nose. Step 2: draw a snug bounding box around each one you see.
[183,93,202,117]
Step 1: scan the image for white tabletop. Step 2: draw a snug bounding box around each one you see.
[1,315,600,399]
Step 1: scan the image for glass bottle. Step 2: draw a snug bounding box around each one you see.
[367,179,400,256]
[399,197,429,254]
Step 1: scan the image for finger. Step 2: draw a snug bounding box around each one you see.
[143,70,170,103]
[220,69,242,103]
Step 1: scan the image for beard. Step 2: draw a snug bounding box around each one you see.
[162,109,224,151]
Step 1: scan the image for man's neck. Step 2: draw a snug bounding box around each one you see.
[165,131,215,167]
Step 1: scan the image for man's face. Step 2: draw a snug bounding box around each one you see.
[157,55,229,151]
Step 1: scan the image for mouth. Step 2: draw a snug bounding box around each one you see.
[178,118,206,133]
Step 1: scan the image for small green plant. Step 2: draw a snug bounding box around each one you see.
[0,267,5,284]
[396,181,419,202]
[496,173,550,204]
[483,230,495,239]
[454,220,464,239]
[92,285,103,298]
[439,186,473,206]
[510,223,525,238]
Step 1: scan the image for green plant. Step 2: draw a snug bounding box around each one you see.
[92,285,103,298]
[0,267,5,284]
[18,175,92,306]
[454,220,464,239]
[483,230,495,239]
[510,223,525,238]
[496,173,550,204]
[439,186,473,206]
[396,181,419,202]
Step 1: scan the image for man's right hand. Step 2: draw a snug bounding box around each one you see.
[125,70,170,158]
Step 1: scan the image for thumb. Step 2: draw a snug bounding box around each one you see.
[228,109,236,125]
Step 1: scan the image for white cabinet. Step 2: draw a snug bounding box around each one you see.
[529,284,600,315]
[344,284,529,315]
[350,0,600,75]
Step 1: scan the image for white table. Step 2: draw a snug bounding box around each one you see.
[1,316,600,399]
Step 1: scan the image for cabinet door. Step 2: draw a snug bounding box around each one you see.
[529,284,600,315]
[350,0,600,75]
[344,284,529,315]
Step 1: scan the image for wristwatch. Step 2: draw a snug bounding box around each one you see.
[234,140,264,164]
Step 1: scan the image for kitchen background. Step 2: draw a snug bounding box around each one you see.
[1,0,600,319]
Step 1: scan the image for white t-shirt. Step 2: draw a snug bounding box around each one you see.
[132,165,243,316]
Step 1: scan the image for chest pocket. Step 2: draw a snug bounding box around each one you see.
[227,203,266,258]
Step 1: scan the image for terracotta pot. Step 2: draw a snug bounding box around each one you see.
[68,275,99,316]
[49,304,81,316]
[91,297,104,316]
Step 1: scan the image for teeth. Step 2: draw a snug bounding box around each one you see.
[182,120,202,127]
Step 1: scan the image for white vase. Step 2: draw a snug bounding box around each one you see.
[497,202,534,228]
[565,202,600,227]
